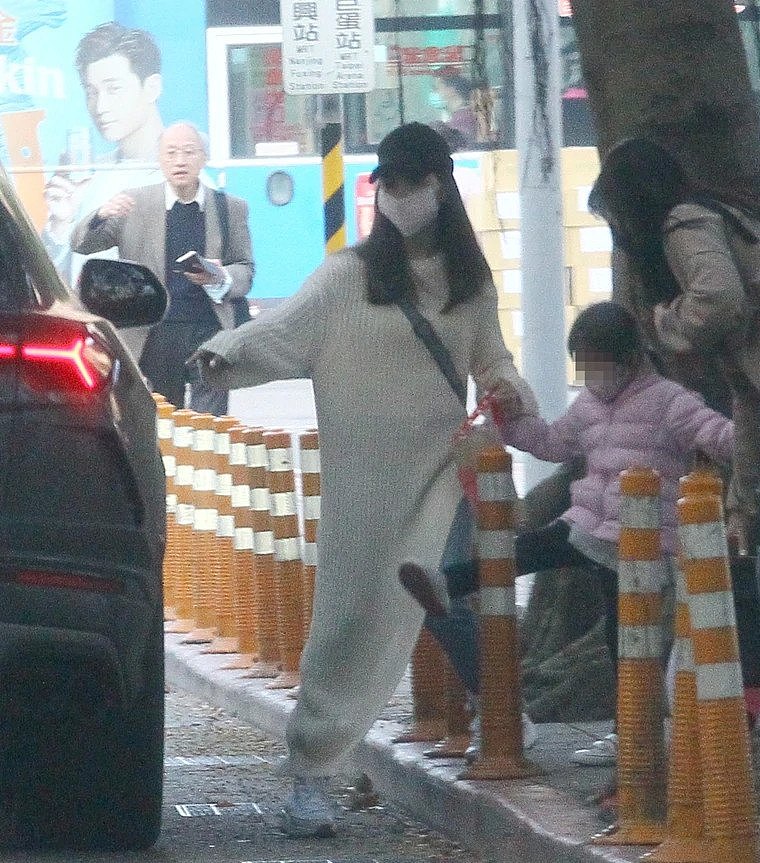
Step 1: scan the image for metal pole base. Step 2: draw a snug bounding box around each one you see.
[164,617,195,634]
[266,670,300,690]
[592,820,664,846]
[642,837,715,862]
[392,719,447,744]
[201,636,239,655]
[180,627,217,644]
[423,734,470,759]
[459,756,541,780]
[219,653,258,670]
[241,661,281,679]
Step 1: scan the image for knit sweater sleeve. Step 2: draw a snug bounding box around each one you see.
[197,251,339,389]
[471,280,538,414]
[70,207,123,255]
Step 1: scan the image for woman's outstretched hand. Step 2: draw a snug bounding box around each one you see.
[185,348,231,375]
[486,378,530,424]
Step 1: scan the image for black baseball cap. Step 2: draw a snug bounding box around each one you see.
[369,122,454,184]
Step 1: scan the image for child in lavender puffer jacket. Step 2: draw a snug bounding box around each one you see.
[504,301,734,573]
[400,301,734,765]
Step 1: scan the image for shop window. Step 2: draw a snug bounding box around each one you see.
[227,42,318,157]
[358,28,508,150]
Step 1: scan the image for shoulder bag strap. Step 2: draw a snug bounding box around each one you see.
[396,296,467,407]
[213,188,230,263]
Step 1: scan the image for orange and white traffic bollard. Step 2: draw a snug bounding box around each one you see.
[594,467,666,846]
[165,408,196,633]
[156,400,179,621]
[299,429,320,640]
[423,666,470,759]
[202,416,241,654]
[220,425,259,669]
[241,428,281,678]
[182,413,218,645]
[644,469,723,863]
[392,627,449,744]
[462,446,538,779]
[264,430,304,689]
[676,492,758,863]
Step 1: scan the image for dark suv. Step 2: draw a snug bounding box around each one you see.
[0,176,167,850]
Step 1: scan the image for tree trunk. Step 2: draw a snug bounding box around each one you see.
[571,0,760,206]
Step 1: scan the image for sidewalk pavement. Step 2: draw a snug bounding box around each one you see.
[166,632,757,863]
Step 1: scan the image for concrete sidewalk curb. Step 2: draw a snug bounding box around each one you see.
[165,633,644,863]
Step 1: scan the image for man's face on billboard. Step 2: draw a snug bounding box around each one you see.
[84,53,161,145]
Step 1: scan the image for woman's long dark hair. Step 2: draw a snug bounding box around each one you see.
[356,171,492,311]
[588,138,758,306]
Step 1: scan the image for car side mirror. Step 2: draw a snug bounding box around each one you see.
[77,259,168,328]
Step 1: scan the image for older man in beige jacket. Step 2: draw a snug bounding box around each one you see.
[72,121,254,414]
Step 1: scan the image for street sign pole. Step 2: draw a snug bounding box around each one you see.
[319,94,346,252]
[280,0,375,256]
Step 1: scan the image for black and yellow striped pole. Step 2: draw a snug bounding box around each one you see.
[320,94,346,253]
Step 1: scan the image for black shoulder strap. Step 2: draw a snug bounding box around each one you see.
[213,189,230,262]
[396,297,467,407]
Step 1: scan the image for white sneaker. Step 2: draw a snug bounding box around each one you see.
[570,732,618,766]
[279,776,337,838]
[464,712,537,764]
[522,712,539,750]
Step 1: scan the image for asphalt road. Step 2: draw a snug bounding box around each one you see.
[0,686,490,863]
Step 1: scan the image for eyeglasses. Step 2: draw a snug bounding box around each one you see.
[163,146,203,160]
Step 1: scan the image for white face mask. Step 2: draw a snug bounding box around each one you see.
[584,364,633,401]
[376,184,440,237]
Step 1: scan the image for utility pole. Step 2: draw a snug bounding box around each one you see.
[280,0,375,255]
[509,0,567,487]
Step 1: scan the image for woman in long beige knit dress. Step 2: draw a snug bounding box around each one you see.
[191,123,537,837]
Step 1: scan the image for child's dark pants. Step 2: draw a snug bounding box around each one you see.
[424,515,618,696]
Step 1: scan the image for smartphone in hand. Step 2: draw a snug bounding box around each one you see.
[174,250,209,275]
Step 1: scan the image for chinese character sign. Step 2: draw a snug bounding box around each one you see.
[281,0,375,94]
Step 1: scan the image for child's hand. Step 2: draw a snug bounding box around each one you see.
[185,348,230,375]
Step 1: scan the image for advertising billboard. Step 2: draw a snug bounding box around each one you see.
[0,1,207,284]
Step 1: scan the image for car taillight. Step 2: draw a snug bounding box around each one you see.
[21,337,111,390]
[0,320,114,395]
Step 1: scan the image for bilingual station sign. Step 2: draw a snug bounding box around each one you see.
[280,0,375,95]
